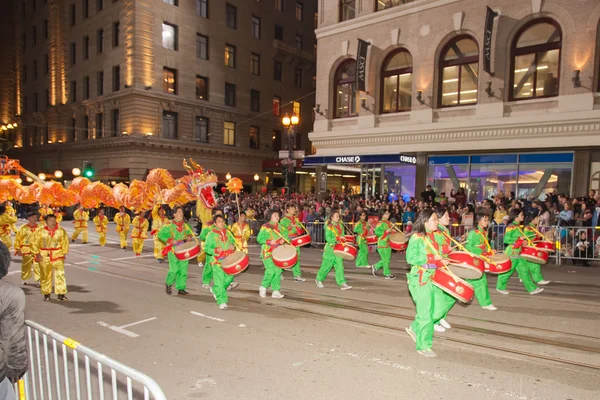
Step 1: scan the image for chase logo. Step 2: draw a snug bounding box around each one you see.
[335,156,360,163]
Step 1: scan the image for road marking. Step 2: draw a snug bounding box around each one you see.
[97,317,158,338]
[111,254,154,261]
[190,311,225,322]
[75,261,92,265]
[119,317,158,329]
[108,326,139,338]
[6,270,21,276]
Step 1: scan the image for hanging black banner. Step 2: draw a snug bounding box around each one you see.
[483,7,497,74]
[356,39,370,91]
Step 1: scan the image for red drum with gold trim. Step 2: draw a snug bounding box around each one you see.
[534,240,556,253]
[221,251,249,275]
[389,232,408,251]
[446,251,485,279]
[484,253,512,274]
[290,234,312,247]
[365,235,377,245]
[521,246,549,265]
[333,243,357,261]
[174,242,201,261]
[432,268,475,303]
[343,235,356,245]
[272,245,299,268]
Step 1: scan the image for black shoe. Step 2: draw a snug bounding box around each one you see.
[166,284,172,295]
[158,259,164,264]
[123,247,127,250]
[44,294,51,302]
[71,239,75,243]
[57,295,68,301]
[178,290,189,296]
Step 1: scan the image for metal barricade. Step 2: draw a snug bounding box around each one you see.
[556,225,598,266]
[14,320,166,400]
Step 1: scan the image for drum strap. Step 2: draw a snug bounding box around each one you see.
[476,229,493,253]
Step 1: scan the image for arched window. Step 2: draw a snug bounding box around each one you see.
[381,49,413,113]
[510,18,561,100]
[334,59,358,118]
[439,35,479,107]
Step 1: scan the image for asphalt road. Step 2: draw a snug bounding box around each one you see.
[4,221,600,400]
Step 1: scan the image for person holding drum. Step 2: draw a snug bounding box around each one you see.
[279,203,307,282]
[496,209,544,295]
[158,206,194,296]
[231,212,251,254]
[257,210,288,298]
[432,207,455,333]
[92,208,109,247]
[372,210,396,280]
[131,211,149,257]
[315,210,352,290]
[151,204,170,263]
[523,212,550,286]
[114,206,131,250]
[353,211,371,269]
[199,208,223,289]
[204,214,238,310]
[464,213,497,310]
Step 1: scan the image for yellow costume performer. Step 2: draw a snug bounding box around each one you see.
[72,207,89,243]
[231,218,251,254]
[14,213,41,284]
[131,214,149,256]
[114,209,131,249]
[151,205,170,262]
[6,202,18,233]
[38,205,53,225]
[31,215,70,301]
[0,208,18,249]
[53,208,64,224]
[93,211,109,246]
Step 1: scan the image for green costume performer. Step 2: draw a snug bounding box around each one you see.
[431,225,456,326]
[279,214,305,280]
[257,222,288,295]
[353,219,370,268]
[158,221,194,293]
[199,222,214,286]
[464,227,494,307]
[524,224,547,283]
[204,226,237,307]
[373,219,393,277]
[496,222,540,293]
[316,220,350,288]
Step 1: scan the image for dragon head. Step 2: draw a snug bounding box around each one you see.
[183,159,218,209]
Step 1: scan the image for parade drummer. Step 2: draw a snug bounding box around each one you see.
[158,206,194,296]
[279,203,306,282]
[372,210,396,280]
[14,211,41,286]
[114,206,131,250]
[93,208,109,247]
[31,214,70,302]
[523,211,550,286]
[131,211,149,256]
[353,211,371,269]
[71,204,89,244]
[204,214,238,310]
[198,208,223,289]
[256,209,288,299]
[231,211,251,254]
[315,210,352,290]
[0,205,18,249]
[464,213,498,310]
[151,204,170,263]
[432,207,455,333]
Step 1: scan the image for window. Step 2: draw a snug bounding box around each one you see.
[84,115,89,140]
[510,19,561,100]
[70,4,76,26]
[314,12,318,29]
[83,75,90,99]
[223,121,235,145]
[162,111,178,139]
[162,23,178,50]
[225,44,236,67]
[382,49,413,113]
[274,25,283,40]
[251,53,260,75]
[33,93,38,112]
[293,101,301,116]
[43,19,48,39]
[225,83,236,107]
[111,109,119,137]
[113,21,120,47]
[196,34,208,59]
[21,65,27,84]
[83,36,89,59]
[294,68,302,88]
[163,0,178,5]
[272,96,281,116]
[97,0,103,12]
[252,16,261,39]
[23,96,27,114]
[295,34,303,49]
[296,2,303,21]
[96,113,104,138]
[163,67,177,94]
[32,26,37,46]
[97,70,104,96]
[97,29,104,53]
[226,4,236,29]
[249,126,260,149]
[334,59,358,118]
[196,0,208,18]
[70,80,77,103]
[33,60,38,80]
[71,117,77,141]
[45,89,50,108]
[340,0,355,22]
[274,61,283,81]
[439,35,479,107]
[83,0,89,18]
[21,33,26,52]
[272,130,281,151]
[44,55,49,74]
[275,0,283,11]
[312,74,316,90]
[70,42,76,64]
[196,75,208,99]
[194,117,208,142]
[112,65,120,91]
[250,89,260,112]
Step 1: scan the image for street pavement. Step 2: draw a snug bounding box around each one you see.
[3,221,600,400]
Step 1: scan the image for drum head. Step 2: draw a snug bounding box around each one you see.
[521,254,547,265]
[446,263,483,280]
[224,251,246,264]
[336,251,355,261]
[273,245,297,261]
[489,254,510,263]
[431,281,471,303]
[176,242,197,252]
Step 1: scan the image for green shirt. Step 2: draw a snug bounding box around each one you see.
[280,214,303,237]
[353,220,368,244]
[465,227,488,256]
[256,222,289,259]
[157,220,193,244]
[374,220,392,247]
[406,232,438,267]
[204,228,236,263]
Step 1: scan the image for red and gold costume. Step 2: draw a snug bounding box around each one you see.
[131,214,149,256]
[151,205,171,261]
[14,221,41,283]
[93,214,109,246]
[31,224,70,296]
[114,212,131,249]
[38,206,53,225]
[72,208,89,243]
[0,212,18,249]
[6,203,17,233]
[231,220,251,254]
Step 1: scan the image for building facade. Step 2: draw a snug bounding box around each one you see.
[3,0,317,188]
[309,0,600,201]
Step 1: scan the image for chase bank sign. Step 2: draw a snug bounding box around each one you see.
[303,153,418,166]
[335,156,361,163]
[400,155,417,164]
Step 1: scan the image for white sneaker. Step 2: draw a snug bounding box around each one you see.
[294,276,306,282]
[258,286,267,298]
[417,349,437,358]
[202,284,210,289]
[496,288,509,295]
[439,319,452,329]
[519,279,522,282]
[209,288,216,300]
[537,280,550,285]
[280,275,284,280]
[219,303,228,310]
[226,282,239,291]
[482,304,497,311]
[198,262,204,268]
[405,326,416,343]
[272,290,284,299]
[434,324,446,333]
[530,287,544,295]
[340,283,352,290]
[315,280,324,288]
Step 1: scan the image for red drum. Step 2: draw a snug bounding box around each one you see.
[365,235,378,245]
[484,253,512,274]
[521,246,549,265]
[343,235,356,245]
[534,240,556,253]
[389,232,408,251]
[290,234,312,247]
[174,242,201,261]
[446,251,485,279]
[333,243,357,261]
[221,251,249,275]
[432,268,475,303]
[272,245,298,268]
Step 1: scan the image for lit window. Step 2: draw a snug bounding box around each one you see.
[224,121,235,145]
[162,23,178,51]
[163,67,177,95]
[272,96,281,116]
[340,0,355,22]
[196,75,208,100]
[439,36,479,107]
[295,2,303,21]
[275,0,283,12]
[334,59,358,118]
[163,0,178,6]
[225,44,236,67]
[252,16,261,39]
[381,49,413,113]
[293,101,301,116]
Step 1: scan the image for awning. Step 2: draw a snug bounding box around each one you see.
[303,154,417,166]
[95,168,129,178]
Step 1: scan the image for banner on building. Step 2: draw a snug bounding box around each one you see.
[319,172,327,193]
[356,39,370,91]
[483,7,497,74]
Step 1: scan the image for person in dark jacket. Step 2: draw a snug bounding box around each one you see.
[0,241,27,400]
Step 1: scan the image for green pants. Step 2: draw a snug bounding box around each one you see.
[355,241,369,267]
[212,264,234,305]
[529,262,545,283]
[374,246,392,275]
[165,252,189,290]
[202,255,213,285]
[261,257,282,290]
[291,247,302,278]
[317,247,346,285]
[432,290,456,325]
[465,273,492,307]
[496,257,538,293]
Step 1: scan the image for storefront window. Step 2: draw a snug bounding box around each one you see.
[516,163,571,199]
[383,165,416,200]
[468,164,517,203]
[428,164,469,200]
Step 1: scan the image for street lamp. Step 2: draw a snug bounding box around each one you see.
[38,173,46,180]
[254,173,259,181]
[282,113,299,196]
[225,172,232,180]
[253,173,260,193]
[54,170,63,179]
[72,167,81,177]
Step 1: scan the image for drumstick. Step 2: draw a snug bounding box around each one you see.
[268,227,293,246]
[225,226,244,251]
[184,223,202,246]
[441,230,492,264]
[516,226,534,247]
[421,236,463,283]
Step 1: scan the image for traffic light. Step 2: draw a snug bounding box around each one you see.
[82,161,94,178]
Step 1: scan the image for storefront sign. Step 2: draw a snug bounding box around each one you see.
[400,155,417,165]
[356,39,370,91]
[335,156,360,163]
[483,7,497,74]
[304,154,417,165]
[319,172,327,193]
